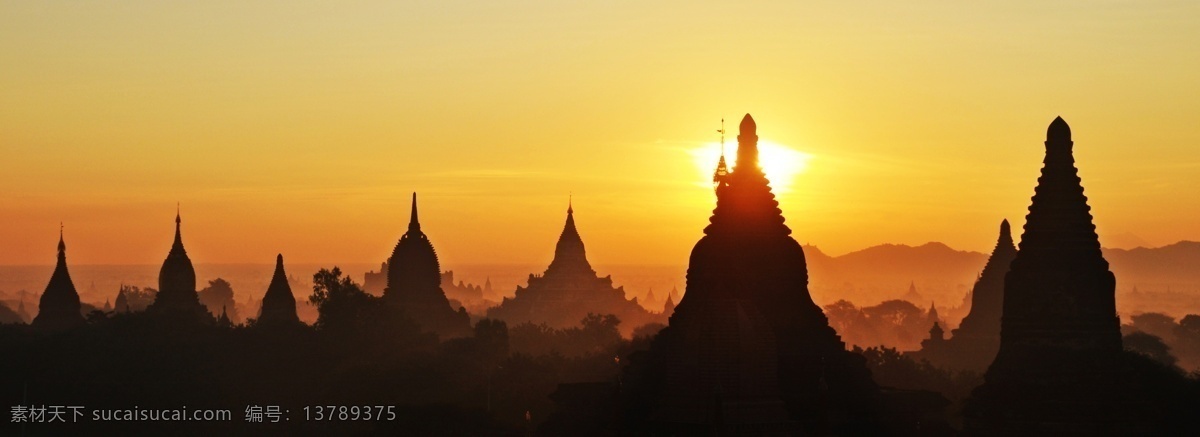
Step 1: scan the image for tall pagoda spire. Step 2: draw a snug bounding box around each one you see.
[953,219,1017,343]
[545,197,594,277]
[649,114,878,433]
[159,207,196,293]
[150,207,206,318]
[408,192,421,233]
[258,254,299,325]
[173,202,183,251]
[916,219,1019,372]
[384,193,470,338]
[703,113,790,237]
[713,118,729,189]
[735,113,760,173]
[1001,116,1114,348]
[968,117,1155,434]
[32,226,84,330]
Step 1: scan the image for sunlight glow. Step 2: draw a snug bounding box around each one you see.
[689,140,812,193]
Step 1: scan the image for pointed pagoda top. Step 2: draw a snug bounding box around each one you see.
[735,113,760,173]
[1017,117,1103,258]
[33,228,84,330]
[739,113,756,136]
[408,192,421,233]
[1047,116,1071,143]
[57,223,66,254]
[385,193,443,302]
[545,197,594,277]
[953,218,1019,340]
[702,113,788,236]
[159,206,197,295]
[172,206,185,253]
[260,253,299,324]
[568,194,573,215]
[928,301,940,321]
[999,219,1013,246]
[53,227,69,273]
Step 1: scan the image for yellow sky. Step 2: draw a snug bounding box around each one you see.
[2,1,1199,266]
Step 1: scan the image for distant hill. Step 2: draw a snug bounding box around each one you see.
[803,243,986,308]
[1104,241,1200,287]
[1104,241,1200,318]
[802,241,1200,317]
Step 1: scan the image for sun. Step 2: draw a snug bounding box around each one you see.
[689,140,812,193]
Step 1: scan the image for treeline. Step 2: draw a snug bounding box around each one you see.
[0,267,652,435]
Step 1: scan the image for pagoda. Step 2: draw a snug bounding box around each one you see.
[114,288,130,313]
[486,200,660,336]
[382,193,471,338]
[914,220,1017,371]
[966,117,1155,434]
[645,114,878,434]
[147,209,209,320]
[32,227,85,331]
[258,254,300,325]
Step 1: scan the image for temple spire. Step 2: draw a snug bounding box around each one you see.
[546,197,593,276]
[173,204,184,251]
[259,253,300,325]
[999,219,1012,246]
[408,192,421,233]
[1047,116,1071,143]
[58,222,65,256]
[735,113,759,172]
[713,118,729,188]
[33,227,84,330]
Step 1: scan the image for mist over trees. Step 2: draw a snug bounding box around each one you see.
[0,266,656,434]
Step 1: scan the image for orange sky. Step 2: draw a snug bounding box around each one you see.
[2,1,1199,267]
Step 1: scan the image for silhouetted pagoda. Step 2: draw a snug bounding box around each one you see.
[926,301,941,328]
[31,228,85,331]
[966,117,1155,435]
[642,114,878,434]
[257,254,300,325]
[486,201,659,336]
[915,220,1017,371]
[147,210,209,320]
[382,193,471,338]
[903,281,923,303]
[114,288,130,313]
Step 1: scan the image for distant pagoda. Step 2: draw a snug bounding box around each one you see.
[114,287,130,313]
[32,227,85,331]
[486,200,659,336]
[257,254,300,325]
[966,117,1155,434]
[643,114,878,434]
[382,193,471,338]
[147,209,209,320]
[914,219,1017,371]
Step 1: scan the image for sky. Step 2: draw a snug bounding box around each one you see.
[2,1,1199,267]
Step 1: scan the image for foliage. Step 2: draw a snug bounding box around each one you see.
[198,278,239,322]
